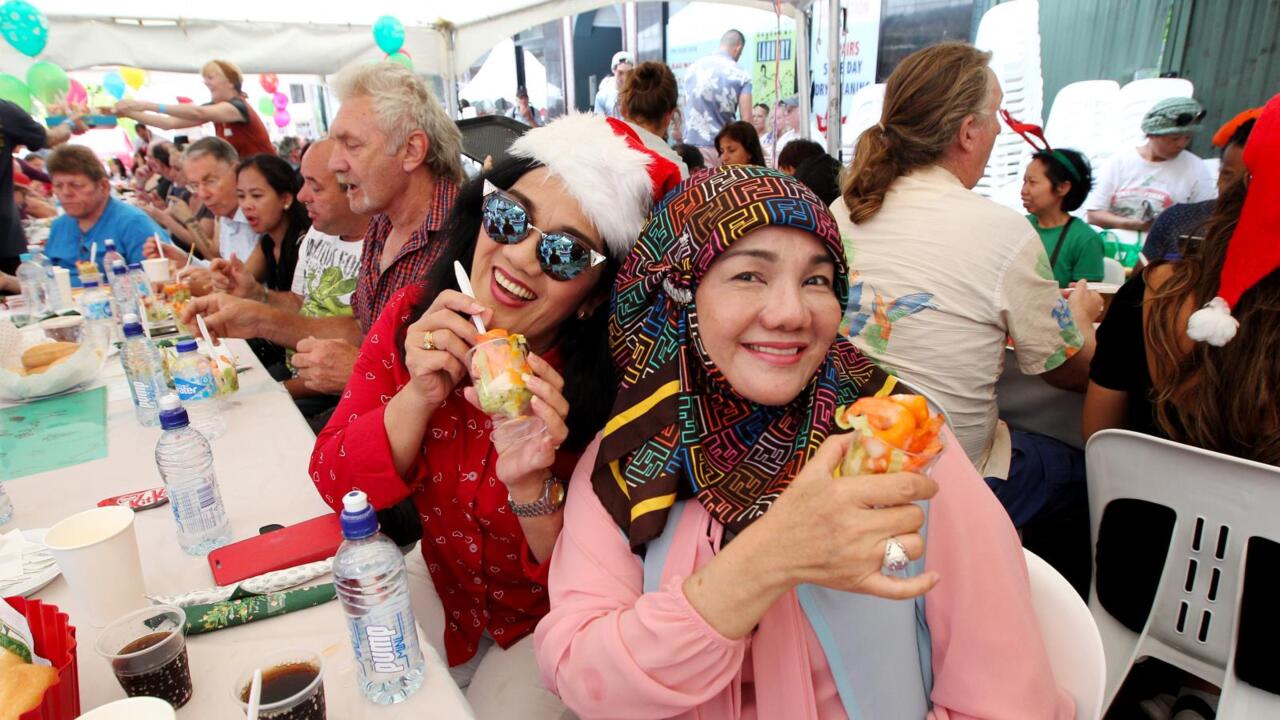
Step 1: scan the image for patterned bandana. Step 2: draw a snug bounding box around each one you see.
[592,165,890,549]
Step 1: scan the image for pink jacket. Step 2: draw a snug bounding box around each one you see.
[535,428,1075,719]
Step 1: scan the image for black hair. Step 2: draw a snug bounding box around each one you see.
[413,158,618,453]
[1031,148,1093,212]
[236,153,310,289]
[1226,118,1256,150]
[674,143,705,170]
[150,143,171,166]
[776,139,826,173]
[715,121,766,166]
[793,153,842,206]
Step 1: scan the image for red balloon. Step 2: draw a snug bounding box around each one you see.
[176,96,193,104]
[259,73,279,94]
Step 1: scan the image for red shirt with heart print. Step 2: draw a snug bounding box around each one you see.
[310,287,576,666]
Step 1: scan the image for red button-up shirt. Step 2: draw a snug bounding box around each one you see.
[311,287,577,665]
[352,177,459,332]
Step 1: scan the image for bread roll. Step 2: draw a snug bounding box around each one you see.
[20,342,79,371]
[0,662,57,720]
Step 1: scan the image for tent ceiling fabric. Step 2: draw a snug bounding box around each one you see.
[30,0,809,76]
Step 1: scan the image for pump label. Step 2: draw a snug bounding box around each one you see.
[364,623,408,673]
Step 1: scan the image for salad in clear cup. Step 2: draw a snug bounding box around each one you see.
[835,395,946,476]
[467,329,534,419]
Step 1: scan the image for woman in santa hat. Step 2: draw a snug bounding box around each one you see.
[309,114,681,718]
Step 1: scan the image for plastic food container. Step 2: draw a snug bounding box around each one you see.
[4,597,80,720]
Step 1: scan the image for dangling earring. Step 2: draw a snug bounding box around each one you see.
[576,308,588,320]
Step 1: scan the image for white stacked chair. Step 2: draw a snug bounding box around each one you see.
[974,0,1043,210]
[1111,78,1194,157]
[1045,80,1121,175]
[840,83,886,161]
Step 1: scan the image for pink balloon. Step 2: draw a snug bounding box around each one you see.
[272,91,288,111]
[273,109,291,128]
[67,78,87,105]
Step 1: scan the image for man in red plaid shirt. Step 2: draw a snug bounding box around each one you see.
[184,62,463,418]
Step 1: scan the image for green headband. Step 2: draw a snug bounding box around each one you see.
[1045,150,1082,183]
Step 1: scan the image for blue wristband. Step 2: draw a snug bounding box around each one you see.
[157,103,167,114]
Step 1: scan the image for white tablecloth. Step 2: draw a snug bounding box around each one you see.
[4,339,473,719]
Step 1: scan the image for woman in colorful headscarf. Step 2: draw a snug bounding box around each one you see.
[535,166,1073,718]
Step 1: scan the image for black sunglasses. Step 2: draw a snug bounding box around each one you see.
[1174,110,1207,126]
[481,183,607,282]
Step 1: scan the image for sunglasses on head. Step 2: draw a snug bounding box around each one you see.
[481,182,607,282]
[1173,110,1207,127]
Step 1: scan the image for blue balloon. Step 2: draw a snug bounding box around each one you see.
[0,0,49,57]
[103,71,127,100]
[373,15,405,55]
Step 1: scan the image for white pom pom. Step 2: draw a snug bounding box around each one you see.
[1186,296,1239,346]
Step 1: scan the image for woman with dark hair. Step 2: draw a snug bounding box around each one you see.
[212,153,310,298]
[309,115,681,716]
[715,120,766,166]
[619,60,689,178]
[1020,147,1104,287]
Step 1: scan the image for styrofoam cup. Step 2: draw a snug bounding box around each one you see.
[44,506,147,628]
[51,266,72,309]
[78,697,177,719]
[142,257,170,285]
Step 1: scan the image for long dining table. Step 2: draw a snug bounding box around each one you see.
[3,336,474,719]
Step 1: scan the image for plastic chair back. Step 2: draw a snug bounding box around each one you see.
[1085,430,1280,716]
[455,115,530,165]
[1045,80,1121,171]
[841,83,886,160]
[1024,549,1106,720]
[974,0,1043,200]
[1112,78,1194,156]
[1102,257,1126,285]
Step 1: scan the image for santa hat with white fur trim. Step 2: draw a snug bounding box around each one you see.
[507,114,683,261]
[1186,92,1280,346]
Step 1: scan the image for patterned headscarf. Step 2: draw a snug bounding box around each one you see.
[592,165,889,549]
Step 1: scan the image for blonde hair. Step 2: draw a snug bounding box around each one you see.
[841,42,993,224]
[201,59,245,95]
[333,62,464,184]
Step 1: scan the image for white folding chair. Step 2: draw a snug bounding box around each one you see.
[1023,548,1106,720]
[974,0,1043,200]
[1085,430,1280,717]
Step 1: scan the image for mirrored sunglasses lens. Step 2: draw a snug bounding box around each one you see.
[483,194,527,243]
[538,235,589,280]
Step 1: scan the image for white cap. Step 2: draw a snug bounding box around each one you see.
[342,490,369,514]
[159,394,181,411]
[123,313,140,324]
[611,51,634,70]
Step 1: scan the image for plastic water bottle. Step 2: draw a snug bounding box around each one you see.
[15,252,50,323]
[119,314,167,426]
[155,394,231,555]
[110,261,141,323]
[128,262,152,300]
[333,490,426,704]
[79,278,115,346]
[100,238,124,285]
[170,339,225,440]
[27,245,62,311]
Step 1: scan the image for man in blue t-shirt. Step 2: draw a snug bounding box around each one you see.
[45,144,168,283]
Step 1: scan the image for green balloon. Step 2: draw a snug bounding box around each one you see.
[257,96,274,116]
[118,116,137,136]
[0,73,31,112]
[387,52,413,70]
[26,61,68,105]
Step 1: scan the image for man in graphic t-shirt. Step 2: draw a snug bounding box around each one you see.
[1085,97,1217,232]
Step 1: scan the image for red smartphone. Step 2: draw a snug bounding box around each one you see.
[207,513,342,586]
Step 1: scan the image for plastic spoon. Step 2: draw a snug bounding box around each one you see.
[453,260,487,334]
[89,241,97,266]
[246,668,262,719]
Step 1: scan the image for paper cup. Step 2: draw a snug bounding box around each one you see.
[44,506,146,628]
[40,314,85,343]
[142,257,170,285]
[78,697,177,719]
[51,266,73,309]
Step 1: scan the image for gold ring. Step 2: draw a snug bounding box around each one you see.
[421,332,435,351]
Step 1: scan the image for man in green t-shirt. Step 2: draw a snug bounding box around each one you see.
[1021,147,1105,287]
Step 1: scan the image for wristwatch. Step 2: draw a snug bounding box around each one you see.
[508,476,566,518]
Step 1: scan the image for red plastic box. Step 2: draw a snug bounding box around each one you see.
[4,597,79,720]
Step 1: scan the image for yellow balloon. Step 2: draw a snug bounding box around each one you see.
[120,66,147,90]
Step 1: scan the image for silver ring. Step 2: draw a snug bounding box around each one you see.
[882,536,909,575]
[421,332,435,351]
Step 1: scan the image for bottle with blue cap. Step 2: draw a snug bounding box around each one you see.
[100,238,124,285]
[333,490,426,704]
[79,277,115,346]
[171,338,225,439]
[119,313,167,426]
[155,393,231,555]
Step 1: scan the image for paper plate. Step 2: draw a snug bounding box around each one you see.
[0,529,61,598]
